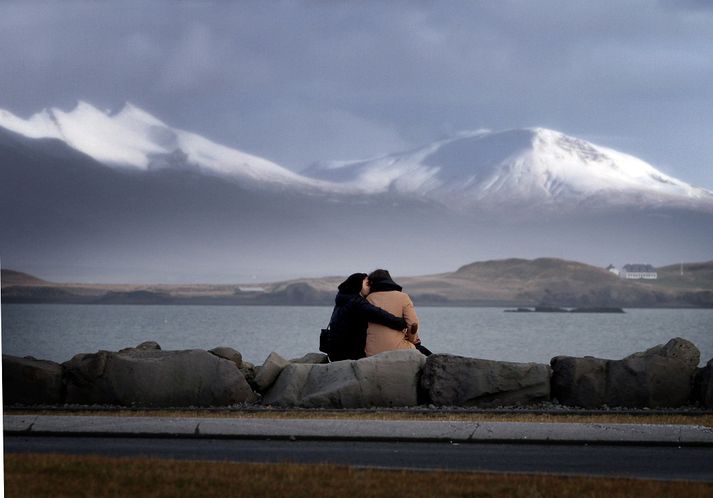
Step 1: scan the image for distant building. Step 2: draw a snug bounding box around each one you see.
[620,264,658,280]
[606,264,620,276]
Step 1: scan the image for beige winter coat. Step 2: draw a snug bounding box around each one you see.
[365,290,420,357]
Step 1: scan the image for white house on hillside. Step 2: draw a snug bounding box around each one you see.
[620,264,658,280]
[606,264,620,276]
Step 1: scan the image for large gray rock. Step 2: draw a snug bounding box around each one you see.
[209,347,243,368]
[263,349,426,408]
[121,341,161,352]
[63,347,256,406]
[421,354,551,407]
[290,352,329,364]
[254,352,289,392]
[240,360,258,391]
[693,359,713,408]
[550,356,607,408]
[626,338,700,370]
[606,355,692,407]
[551,337,700,408]
[2,355,64,405]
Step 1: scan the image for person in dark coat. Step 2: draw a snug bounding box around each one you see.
[324,272,407,361]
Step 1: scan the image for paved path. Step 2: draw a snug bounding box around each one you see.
[5,415,713,446]
[6,415,713,480]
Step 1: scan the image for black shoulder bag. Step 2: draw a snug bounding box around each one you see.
[319,325,332,355]
[319,307,338,356]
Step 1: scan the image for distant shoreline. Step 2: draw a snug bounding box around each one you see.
[3,299,711,309]
[3,258,712,308]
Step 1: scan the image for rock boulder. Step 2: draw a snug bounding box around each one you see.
[693,359,713,409]
[421,354,551,407]
[551,337,700,408]
[209,347,243,368]
[290,352,329,364]
[240,360,258,391]
[550,356,607,408]
[2,355,64,405]
[254,352,290,392]
[262,349,426,408]
[63,346,256,406]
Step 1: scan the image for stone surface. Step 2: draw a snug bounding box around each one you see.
[551,337,700,408]
[240,360,258,391]
[421,354,551,407]
[290,352,329,364]
[136,341,162,351]
[209,347,243,368]
[254,352,290,392]
[550,356,607,408]
[119,341,161,353]
[693,359,713,409]
[262,349,427,408]
[627,338,700,371]
[2,355,64,405]
[606,355,691,408]
[63,348,256,406]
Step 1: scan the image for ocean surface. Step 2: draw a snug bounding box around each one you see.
[2,304,712,366]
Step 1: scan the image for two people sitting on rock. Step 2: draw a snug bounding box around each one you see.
[323,272,405,361]
[323,269,431,362]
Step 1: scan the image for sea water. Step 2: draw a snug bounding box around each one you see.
[2,304,712,366]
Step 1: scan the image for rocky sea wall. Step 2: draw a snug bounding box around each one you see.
[3,337,712,409]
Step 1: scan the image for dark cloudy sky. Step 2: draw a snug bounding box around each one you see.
[2,0,712,188]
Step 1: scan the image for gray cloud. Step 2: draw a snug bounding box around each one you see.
[1,0,712,187]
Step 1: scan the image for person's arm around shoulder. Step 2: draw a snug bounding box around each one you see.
[402,293,421,344]
[355,295,407,331]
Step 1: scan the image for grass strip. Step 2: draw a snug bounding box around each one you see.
[8,409,713,427]
[5,453,713,498]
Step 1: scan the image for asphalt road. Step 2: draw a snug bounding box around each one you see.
[5,435,713,481]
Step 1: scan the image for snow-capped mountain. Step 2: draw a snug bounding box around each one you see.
[1,101,712,282]
[304,128,713,212]
[2,101,712,213]
[0,101,326,189]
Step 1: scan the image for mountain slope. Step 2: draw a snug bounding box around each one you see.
[1,269,50,286]
[1,103,712,282]
[644,261,713,290]
[3,102,712,212]
[0,101,327,190]
[304,128,713,213]
[0,125,455,282]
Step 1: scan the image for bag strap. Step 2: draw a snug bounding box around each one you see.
[325,304,339,330]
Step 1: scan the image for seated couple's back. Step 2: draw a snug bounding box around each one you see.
[325,269,430,361]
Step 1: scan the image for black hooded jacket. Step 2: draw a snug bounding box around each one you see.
[326,292,407,361]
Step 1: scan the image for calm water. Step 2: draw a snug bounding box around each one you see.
[2,304,712,366]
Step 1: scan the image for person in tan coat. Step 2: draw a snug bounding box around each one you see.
[364,269,432,357]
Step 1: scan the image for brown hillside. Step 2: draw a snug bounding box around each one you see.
[454,258,617,284]
[1,269,49,287]
[2,259,712,307]
[401,258,708,307]
[650,261,713,290]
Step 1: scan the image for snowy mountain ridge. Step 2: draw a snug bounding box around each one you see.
[0,101,329,190]
[304,127,713,211]
[2,101,712,212]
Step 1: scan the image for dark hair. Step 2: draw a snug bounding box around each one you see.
[337,273,367,294]
[367,269,391,286]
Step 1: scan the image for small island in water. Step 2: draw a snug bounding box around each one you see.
[504,306,625,313]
